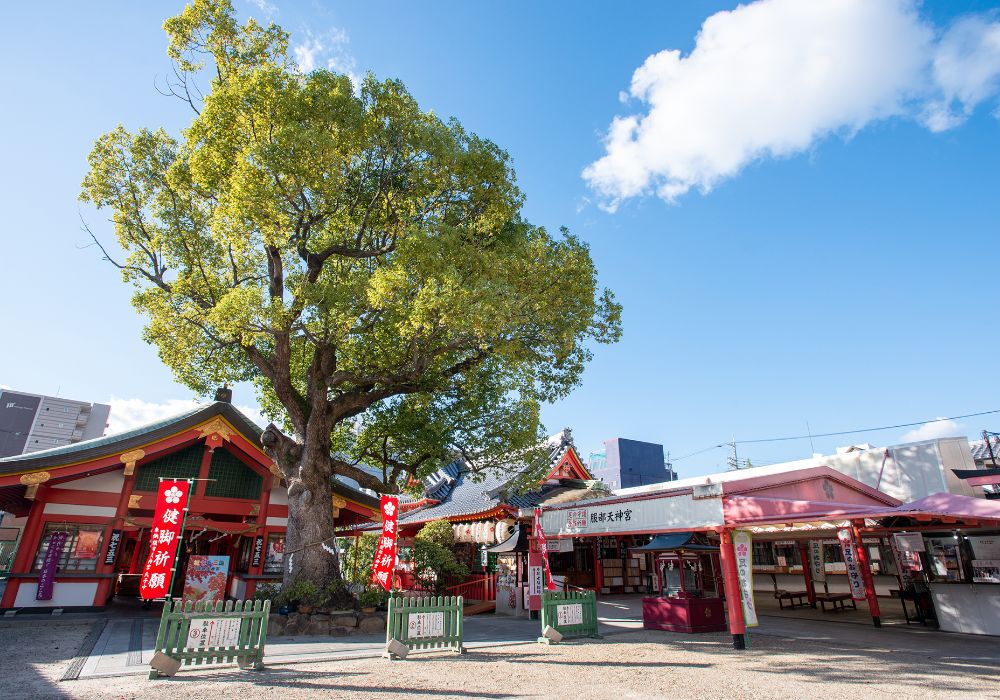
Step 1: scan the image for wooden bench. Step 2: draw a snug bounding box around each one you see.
[774,590,810,609]
[815,592,857,612]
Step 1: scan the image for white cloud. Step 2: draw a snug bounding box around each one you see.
[899,418,967,443]
[106,397,267,435]
[584,0,1000,209]
[246,0,278,17]
[293,27,359,87]
[923,15,1000,132]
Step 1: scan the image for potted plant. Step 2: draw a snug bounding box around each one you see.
[359,587,385,613]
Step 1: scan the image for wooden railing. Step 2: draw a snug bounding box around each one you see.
[443,573,496,602]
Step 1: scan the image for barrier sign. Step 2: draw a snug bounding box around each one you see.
[407,611,444,639]
[556,603,583,626]
[187,617,242,649]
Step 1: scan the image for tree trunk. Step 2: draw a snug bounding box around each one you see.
[282,460,341,591]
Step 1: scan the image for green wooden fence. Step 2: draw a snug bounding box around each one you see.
[385,594,465,658]
[149,599,270,679]
[538,590,601,643]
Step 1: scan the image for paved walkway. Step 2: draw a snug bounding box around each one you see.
[28,594,1000,679]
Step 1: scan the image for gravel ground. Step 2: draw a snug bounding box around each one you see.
[2,627,992,700]
[0,620,94,698]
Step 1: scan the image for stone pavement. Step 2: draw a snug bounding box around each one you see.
[64,595,645,679]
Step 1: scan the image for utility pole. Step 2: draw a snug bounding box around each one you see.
[984,430,999,467]
[727,440,739,470]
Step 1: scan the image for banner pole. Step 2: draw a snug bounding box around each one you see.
[163,478,193,604]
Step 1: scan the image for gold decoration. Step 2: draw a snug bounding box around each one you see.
[20,471,50,500]
[332,495,347,509]
[197,417,235,442]
[119,448,145,476]
[268,463,282,478]
[128,495,143,509]
[249,504,260,516]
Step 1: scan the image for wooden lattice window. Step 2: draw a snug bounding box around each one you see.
[135,443,204,492]
[205,448,262,500]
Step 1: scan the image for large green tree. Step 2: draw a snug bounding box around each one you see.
[81,0,620,590]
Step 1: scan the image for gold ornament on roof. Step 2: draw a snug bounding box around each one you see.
[120,448,145,476]
[128,495,143,509]
[19,471,51,499]
[198,417,235,442]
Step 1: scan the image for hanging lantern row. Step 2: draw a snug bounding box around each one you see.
[452,518,516,544]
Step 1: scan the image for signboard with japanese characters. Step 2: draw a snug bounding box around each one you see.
[556,603,583,626]
[528,564,544,597]
[371,495,399,591]
[545,538,574,553]
[542,494,724,537]
[837,529,867,601]
[139,479,192,600]
[104,529,123,566]
[406,611,444,639]
[250,536,264,568]
[186,617,242,649]
[36,531,68,601]
[807,540,826,583]
[732,530,758,627]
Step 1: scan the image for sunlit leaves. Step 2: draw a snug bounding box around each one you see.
[81,0,621,494]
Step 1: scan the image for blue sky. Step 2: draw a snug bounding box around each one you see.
[2,1,1000,476]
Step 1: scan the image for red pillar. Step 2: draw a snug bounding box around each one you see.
[94,471,137,605]
[0,487,49,608]
[852,523,881,627]
[798,541,816,607]
[719,528,746,650]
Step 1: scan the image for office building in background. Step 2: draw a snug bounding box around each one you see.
[0,390,111,458]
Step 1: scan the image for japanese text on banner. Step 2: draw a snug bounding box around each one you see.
[837,529,867,601]
[732,530,758,627]
[371,495,399,591]
[139,480,191,600]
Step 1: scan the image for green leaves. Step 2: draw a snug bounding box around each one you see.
[81,0,621,495]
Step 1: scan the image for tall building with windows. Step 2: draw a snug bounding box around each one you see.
[0,390,111,458]
[590,437,675,490]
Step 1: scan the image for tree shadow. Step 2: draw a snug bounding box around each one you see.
[163,667,521,697]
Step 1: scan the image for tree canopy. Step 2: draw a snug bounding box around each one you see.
[81,0,620,587]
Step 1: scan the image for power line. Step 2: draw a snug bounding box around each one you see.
[670,408,1000,461]
[736,408,1000,444]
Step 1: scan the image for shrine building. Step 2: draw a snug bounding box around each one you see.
[0,398,377,611]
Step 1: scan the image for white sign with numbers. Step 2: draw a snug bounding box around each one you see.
[186,617,242,649]
[407,612,444,639]
[556,603,583,626]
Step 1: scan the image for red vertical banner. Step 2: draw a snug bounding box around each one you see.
[528,508,557,612]
[139,479,192,600]
[371,496,399,591]
[533,508,557,591]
